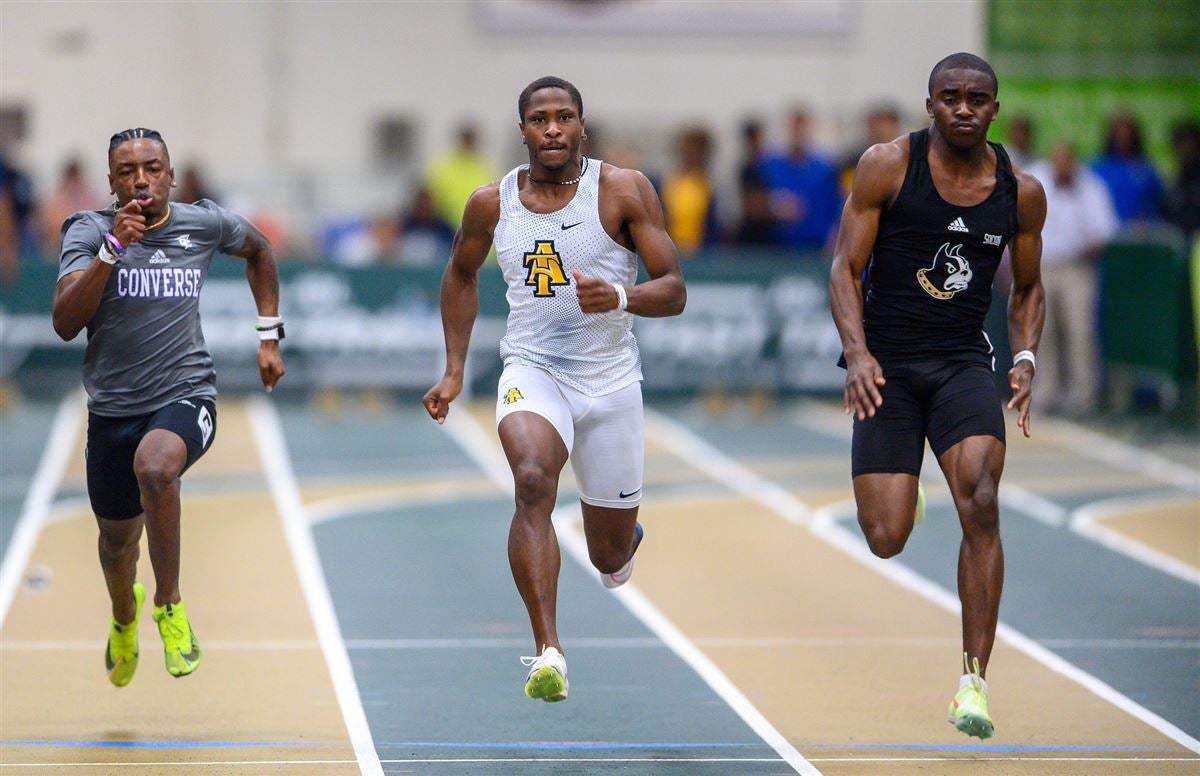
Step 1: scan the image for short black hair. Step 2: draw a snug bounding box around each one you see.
[108,128,168,163]
[1103,113,1147,158]
[928,53,998,97]
[518,77,583,122]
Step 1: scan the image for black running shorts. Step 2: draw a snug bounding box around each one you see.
[86,397,217,520]
[851,362,1005,477]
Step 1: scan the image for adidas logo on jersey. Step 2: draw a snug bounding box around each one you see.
[947,217,969,233]
[148,249,170,264]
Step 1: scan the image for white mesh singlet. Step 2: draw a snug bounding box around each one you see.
[496,157,642,397]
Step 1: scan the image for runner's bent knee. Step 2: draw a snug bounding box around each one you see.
[858,510,911,558]
[512,462,558,507]
[957,476,1000,533]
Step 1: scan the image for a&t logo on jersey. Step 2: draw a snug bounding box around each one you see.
[917,242,973,300]
[523,241,569,297]
[503,387,524,405]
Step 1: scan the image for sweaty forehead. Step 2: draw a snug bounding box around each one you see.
[111,138,168,165]
[934,68,994,94]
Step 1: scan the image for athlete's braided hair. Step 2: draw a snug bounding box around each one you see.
[928,53,998,97]
[108,128,168,163]
[518,77,583,122]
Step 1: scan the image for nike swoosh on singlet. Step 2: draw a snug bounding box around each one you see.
[619,488,641,499]
[561,222,583,230]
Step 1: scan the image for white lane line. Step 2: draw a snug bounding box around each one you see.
[646,409,1200,755]
[1002,484,1069,527]
[1071,493,1200,586]
[645,411,809,526]
[0,394,83,627]
[246,398,383,776]
[813,497,1200,755]
[440,409,821,776]
[1043,419,1200,494]
[790,403,1197,583]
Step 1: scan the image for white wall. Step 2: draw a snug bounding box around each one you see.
[1,0,983,209]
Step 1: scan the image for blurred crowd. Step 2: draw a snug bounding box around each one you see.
[1,108,1197,417]
[3,108,1198,279]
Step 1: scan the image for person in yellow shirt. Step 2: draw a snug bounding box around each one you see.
[425,124,500,229]
[662,127,718,256]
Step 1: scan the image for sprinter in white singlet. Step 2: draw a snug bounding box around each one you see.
[424,76,686,703]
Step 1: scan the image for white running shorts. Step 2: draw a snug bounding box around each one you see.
[496,363,644,509]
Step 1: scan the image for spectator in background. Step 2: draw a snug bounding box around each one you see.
[425,123,499,229]
[737,118,767,191]
[760,109,842,254]
[662,127,718,256]
[176,165,217,204]
[733,118,776,247]
[839,103,901,195]
[40,156,103,254]
[397,185,454,266]
[1005,115,1036,168]
[1092,112,1163,225]
[0,154,35,280]
[1030,141,1118,415]
[1164,121,1200,242]
[0,186,17,281]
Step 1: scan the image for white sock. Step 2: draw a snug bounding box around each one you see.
[959,673,989,693]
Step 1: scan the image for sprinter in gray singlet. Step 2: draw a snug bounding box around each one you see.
[52,128,285,685]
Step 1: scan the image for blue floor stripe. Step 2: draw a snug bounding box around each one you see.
[377,742,768,750]
[0,740,340,749]
[4,739,1176,754]
[374,741,1176,753]
[809,743,1178,753]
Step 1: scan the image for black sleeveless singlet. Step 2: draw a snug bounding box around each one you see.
[862,128,1019,369]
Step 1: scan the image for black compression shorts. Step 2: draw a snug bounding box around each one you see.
[86,397,217,520]
[851,362,1005,477]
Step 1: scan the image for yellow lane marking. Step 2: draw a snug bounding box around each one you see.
[1099,501,1199,570]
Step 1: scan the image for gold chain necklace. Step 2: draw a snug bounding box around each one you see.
[144,204,171,232]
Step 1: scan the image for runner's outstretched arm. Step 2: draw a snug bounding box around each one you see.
[1006,168,1047,437]
[230,218,285,392]
[829,143,905,420]
[423,184,500,423]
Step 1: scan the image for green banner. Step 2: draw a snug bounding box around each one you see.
[0,258,852,395]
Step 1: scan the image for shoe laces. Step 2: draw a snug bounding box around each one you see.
[159,607,188,643]
[110,620,136,651]
[962,651,984,692]
[520,646,563,671]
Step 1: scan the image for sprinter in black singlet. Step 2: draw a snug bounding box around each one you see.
[829,53,1046,740]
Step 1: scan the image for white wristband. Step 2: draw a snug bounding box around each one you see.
[97,243,118,265]
[256,315,285,341]
[611,283,628,312]
[1013,350,1036,370]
